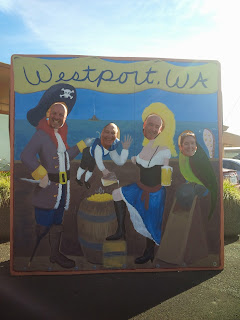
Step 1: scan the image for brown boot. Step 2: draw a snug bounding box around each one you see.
[49,224,75,269]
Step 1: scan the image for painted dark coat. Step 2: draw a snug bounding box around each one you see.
[21,129,80,209]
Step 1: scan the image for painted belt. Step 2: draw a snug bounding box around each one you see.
[48,171,70,184]
[137,181,162,210]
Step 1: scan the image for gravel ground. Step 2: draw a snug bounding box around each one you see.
[0,238,239,320]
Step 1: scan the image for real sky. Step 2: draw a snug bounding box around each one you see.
[0,0,239,133]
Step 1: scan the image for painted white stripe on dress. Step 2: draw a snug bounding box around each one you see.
[120,189,155,243]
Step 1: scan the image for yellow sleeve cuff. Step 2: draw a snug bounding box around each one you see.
[77,140,87,153]
[32,165,47,180]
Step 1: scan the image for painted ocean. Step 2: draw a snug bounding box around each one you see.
[14,119,219,160]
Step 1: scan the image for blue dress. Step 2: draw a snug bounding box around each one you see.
[120,148,171,245]
[121,182,166,245]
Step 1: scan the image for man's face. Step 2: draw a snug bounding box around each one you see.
[143,115,162,140]
[101,124,118,149]
[181,136,197,157]
[48,103,67,129]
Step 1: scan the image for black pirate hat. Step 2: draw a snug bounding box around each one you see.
[27,83,77,127]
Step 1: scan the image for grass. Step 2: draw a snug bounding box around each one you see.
[223,179,240,237]
[0,172,10,208]
[223,179,240,203]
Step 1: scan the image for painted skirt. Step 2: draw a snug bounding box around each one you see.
[121,183,166,245]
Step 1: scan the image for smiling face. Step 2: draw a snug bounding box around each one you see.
[143,115,163,140]
[48,103,67,129]
[181,135,197,157]
[101,123,118,149]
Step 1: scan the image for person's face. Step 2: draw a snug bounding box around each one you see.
[181,136,197,157]
[143,115,162,140]
[101,124,118,149]
[48,103,67,129]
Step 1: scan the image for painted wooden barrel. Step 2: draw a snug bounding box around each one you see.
[77,196,117,264]
[103,240,127,269]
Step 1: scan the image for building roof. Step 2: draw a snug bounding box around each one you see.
[223,131,240,148]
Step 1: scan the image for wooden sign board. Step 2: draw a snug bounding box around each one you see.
[10,55,223,275]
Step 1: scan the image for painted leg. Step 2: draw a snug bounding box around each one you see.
[28,224,50,265]
[76,167,85,186]
[84,170,93,189]
[135,238,155,264]
[106,200,126,240]
[49,224,75,269]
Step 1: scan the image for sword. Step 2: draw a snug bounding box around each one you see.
[20,178,50,185]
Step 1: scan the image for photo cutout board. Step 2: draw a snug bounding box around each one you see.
[10,55,223,275]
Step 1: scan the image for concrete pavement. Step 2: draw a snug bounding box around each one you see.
[0,237,239,320]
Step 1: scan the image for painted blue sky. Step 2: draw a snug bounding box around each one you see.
[15,88,218,123]
[0,0,239,133]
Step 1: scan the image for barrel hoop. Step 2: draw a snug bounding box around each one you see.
[77,210,116,223]
[78,236,102,251]
[103,251,126,257]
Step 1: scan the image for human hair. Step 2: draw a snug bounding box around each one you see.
[143,114,164,132]
[141,102,177,157]
[102,123,120,139]
[179,132,196,147]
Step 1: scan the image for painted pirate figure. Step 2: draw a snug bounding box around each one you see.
[76,123,132,188]
[21,83,87,269]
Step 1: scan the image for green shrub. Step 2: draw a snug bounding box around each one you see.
[0,171,10,177]
[0,172,10,208]
[223,179,240,237]
[223,179,240,202]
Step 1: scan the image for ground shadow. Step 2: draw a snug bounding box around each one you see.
[0,260,222,320]
[224,235,239,245]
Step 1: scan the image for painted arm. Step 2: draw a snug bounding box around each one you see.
[94,145,106,172]
[159,148,171,166]
[110,135,132,165]
[163,157,169,166]
[20,131,48,181]
[109,149,129,166]
[131,156,137,165]
[67,140,87,160]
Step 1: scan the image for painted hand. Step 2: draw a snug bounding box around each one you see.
[102,169,110,177]
[39,174,49,188]
[122,135,133,150]
[84,137,95,147]
[103,171,117,181]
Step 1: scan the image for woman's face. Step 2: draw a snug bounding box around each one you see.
[143,115,162,140]
[101,124,118,149]
[181,136,197,157]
